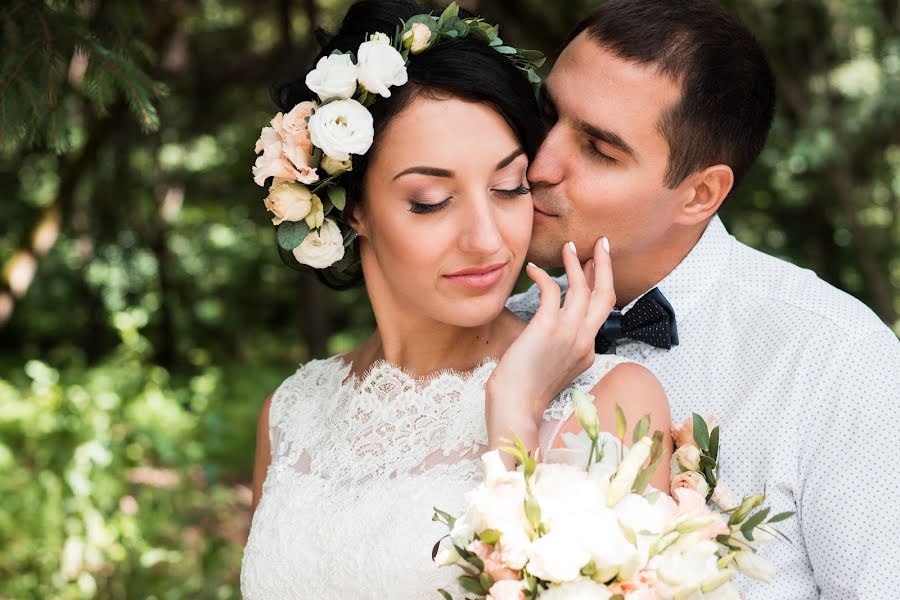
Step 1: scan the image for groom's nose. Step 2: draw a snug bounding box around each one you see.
[527,124,566,187]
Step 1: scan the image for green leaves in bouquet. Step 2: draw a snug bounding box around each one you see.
[690,413,720,496]
[432,507,457,530]
[615,405,627,442]
[500,435,537,483]
[632,415,650,443]
[631,430,665,494]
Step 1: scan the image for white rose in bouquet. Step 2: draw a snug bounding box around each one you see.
[734,549,775,582]
[525,528,592,583]
[538,577,613,600]
[291,218,345,268]
[650,533,721,598]
[308,99,374,161]
[305,53,359,102]
[356,36,408,98]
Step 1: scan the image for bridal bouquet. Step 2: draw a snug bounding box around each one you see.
[432,392,791,599]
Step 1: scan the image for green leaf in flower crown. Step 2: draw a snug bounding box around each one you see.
[326,185,347,211]
[276,220,310,251]
[517,49,546,66]
[445,29,458,38]
[692,413,710,451]
[490,36,503,47]
[453,20,468,37]
[468,26,489,43]
[495,45,517,55]
[527,69,542,84]
[437,2,460,28]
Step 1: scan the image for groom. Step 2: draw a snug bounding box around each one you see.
[510,0,900,597]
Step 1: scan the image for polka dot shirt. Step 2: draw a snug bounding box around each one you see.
[508,215,900,599]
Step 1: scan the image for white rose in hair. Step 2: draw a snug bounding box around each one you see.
[292,218,345,269]
[356,35,408,98]
[264,181,313,225]
[308,99,374,161]
[305,53,359,102]
[320,154,353,175]
[403,22,432,54]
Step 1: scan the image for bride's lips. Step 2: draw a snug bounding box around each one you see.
[443,262,508,289]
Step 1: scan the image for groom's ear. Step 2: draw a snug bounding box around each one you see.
[674,164,734,226]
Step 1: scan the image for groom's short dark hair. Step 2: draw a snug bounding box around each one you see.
[569,0,775,188]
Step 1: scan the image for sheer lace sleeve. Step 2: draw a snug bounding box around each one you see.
[537,353,632,452]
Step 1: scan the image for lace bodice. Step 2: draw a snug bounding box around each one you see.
[240,353,629,599]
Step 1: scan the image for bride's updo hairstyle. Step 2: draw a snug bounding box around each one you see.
[270,0,544,289]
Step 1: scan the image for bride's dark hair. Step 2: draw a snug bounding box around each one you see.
[271,0,544,289]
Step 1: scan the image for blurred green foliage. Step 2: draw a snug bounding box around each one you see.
[0,0,897,598]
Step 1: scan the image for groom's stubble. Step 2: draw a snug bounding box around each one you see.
[526,34,704,305]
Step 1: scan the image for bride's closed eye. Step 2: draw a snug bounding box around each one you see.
[492,184,531,198]
[409,196,452,214]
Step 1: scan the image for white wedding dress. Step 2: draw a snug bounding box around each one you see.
[240,353,629,599]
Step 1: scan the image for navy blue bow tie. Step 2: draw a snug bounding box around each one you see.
[595,287,679,354]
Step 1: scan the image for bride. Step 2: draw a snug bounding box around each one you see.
[241,1,672,597]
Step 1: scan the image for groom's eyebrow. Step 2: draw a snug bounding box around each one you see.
[576,119,636,159]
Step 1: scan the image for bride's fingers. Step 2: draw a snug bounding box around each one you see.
[560,241,588,319]
[525,262,561,322]
[586,236,616,328]
[583,258,595,290]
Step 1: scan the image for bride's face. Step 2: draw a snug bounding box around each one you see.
[353,97,533,328]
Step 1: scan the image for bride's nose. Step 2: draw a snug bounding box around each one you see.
[457,196,503,256]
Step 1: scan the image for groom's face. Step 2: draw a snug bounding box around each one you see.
[527,33,690,266]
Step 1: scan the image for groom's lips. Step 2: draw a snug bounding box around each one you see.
[533,205,557,220]
[444,262,508,289]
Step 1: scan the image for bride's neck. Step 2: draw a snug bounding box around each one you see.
[352,309,521,379]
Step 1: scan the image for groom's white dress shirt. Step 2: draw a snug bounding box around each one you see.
[508,215,900,599]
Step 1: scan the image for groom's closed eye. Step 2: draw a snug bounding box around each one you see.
[539,86,558,125]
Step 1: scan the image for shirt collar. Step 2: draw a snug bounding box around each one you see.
[621,214,733,323]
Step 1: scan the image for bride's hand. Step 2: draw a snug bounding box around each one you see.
[486,236,616,451]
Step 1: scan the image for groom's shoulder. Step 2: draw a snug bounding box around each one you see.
[507,275,568,321]
[726,240,888,338]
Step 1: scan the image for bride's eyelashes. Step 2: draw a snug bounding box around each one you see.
[409,197,451,214]
[492,184,531,199]
[408,185,530,215]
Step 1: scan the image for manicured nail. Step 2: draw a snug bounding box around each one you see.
[527,262,537,269]
[567,241,576,253]
[601,237,610,253]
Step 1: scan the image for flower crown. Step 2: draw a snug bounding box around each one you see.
[252,2,545,274]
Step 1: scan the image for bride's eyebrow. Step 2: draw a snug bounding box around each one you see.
[392,148,525,181]
[496,148,525,170]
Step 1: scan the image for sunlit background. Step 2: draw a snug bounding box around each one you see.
[1,0,898,597]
